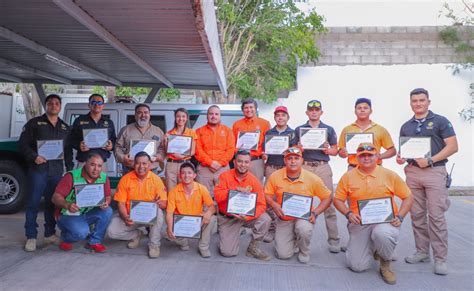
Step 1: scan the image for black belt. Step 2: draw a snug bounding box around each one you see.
[166,158,186,163]
[251,156,262,161]
[408,161,445,168]
[303,160,328,167]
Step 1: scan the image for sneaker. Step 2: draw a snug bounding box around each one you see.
[434,260,448,275]
[405,252,430,264]
[44,234,60,245]
[380,259,397,285]
[59,242,73,251]
[24,239,37,252]
[246,239,271,261]
[298,253,310,264]
[86,243,107,253]
[180,245,190,251]
[328,244,341,253]
[199,248,211,258]
[127,231,143,249]
[148,245,160,259]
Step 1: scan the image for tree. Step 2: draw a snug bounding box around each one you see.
[19,84,42,120]
[216,0,325,103]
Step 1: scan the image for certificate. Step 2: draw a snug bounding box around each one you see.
[236,131,259,150]
[345,133,374,154]
[83,128,109,149]
[130,140,156,159]
[130,200,157,225]
[357,197,394,225]
[167,135,192,155]
[399,137,431,159]
[281,192,313,220]
[264,135,289,155]
[226,190,257,216]
[75,184,105,208]
[299,128,327,150]
[173,214,202,239]
[37,140,64,160]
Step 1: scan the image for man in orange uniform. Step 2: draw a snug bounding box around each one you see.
[334,143,413,285]
[265,146,331,264]
[195,105,235,196]
[232,98,271,182]
[166,162,216,258]
[214,150,271,261]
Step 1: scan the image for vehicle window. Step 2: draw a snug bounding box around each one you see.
[70,114,110,125]
[126,115,166,133]
[189,114,200,128]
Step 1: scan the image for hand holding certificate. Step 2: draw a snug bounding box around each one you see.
[130,200,157,225]
[130,140,156,159]
[37,140,64,160]
[83,128,109,149]
[75,184,105,208]
[173,215,202,239]
[357,197,394,225]
[281,192,313,220]
[299,128,327,150]
[399,137,431,159]
[227,190,257,216]
[265,135,289,155]
[167,135,192,155]
[236,131,259,150]
[345,133,374,154]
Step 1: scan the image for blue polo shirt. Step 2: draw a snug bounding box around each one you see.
[263,126,297,166]
[295,121,337,162]
[400,110,455,166]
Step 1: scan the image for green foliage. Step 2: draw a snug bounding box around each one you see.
[92,86,152,97]
[157,88,180,101]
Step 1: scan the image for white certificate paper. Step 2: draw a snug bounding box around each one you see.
[227,190,257,216]
[399,137,431,159]
[173,215,202,239]
[236,131,259,150]
[167,135,192,155]
[281,192,313,220]
[358,197,394,225]
[130,201,157,225]
[83,128,109,149]
[345,133,374,154]
[130,140,156,159]
[265,135,289,155]
[75,184,105,208]
[299,128,327,150]
[37,140,64,160]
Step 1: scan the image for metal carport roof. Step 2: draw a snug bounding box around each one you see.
[0,0,227,95]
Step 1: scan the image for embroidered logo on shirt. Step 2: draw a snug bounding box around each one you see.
[426,121,434,130]
[37,121,47,125]
[80,121,89,125]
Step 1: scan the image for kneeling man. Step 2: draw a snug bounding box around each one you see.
[334,143,413,285]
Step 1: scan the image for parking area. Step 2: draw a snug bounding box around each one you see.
[0,196,473,290]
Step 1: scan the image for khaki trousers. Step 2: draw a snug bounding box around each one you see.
[165,161,182,191]
[217,212,271,257]
[264,164,284,236]
[107,209,164,247]
[249,159,265,182]
[275,219,314,259]
[196,165,230,198]
[302,163,340,245]
[346,223,399,272]
[173,215,216,252]
[405,165,450,261]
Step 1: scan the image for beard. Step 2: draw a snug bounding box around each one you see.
[235,167,248,175]
[136,119,149,128]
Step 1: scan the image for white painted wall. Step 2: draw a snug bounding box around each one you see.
[257,64,473,186]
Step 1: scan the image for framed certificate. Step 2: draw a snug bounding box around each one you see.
[75,184,105,208]
[264,135,289,155]
[299,128,327,150]
[37,140,64,160]
[236,131,259,150]
[130,200,157,225]
[173,214,202,239]
[226,190,257,216]
[281,192,313,220]
[399,137,431,159]
[345,133,374,154]
[357,197,394,225]
[167,135,192,155]
[130,140,156,159]
[83,128,109,149]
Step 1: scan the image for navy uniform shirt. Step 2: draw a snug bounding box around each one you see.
[400,110,455,166]
[263,126,297,167]
[295,121,337,162]
[19,114,73,176]
[69,113,117,162]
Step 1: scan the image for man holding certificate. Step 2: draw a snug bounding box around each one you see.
[294,100,341,253]
[20,94,73,252]
[232,98,271,182]
[115,103,165,174]
[334,143,413,285]
[397,88,458,275]
[52,153,112,252]
[107,152,167,259]
[166,162,216,258]
[214,150,271,261]
[265,146,331,264]
[338,98,396,169]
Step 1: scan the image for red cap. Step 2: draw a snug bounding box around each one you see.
[274,106,289,115]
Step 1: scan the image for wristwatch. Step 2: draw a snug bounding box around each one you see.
[427,157,434,167]
[345,210,353,219]
[396,214,404,223]
[311,211,318,219]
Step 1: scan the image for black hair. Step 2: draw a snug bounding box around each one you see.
[410,88,429,98]
[85,152,104,163]
[135,103,151,113]
[241,98,257,111]
[173,108,189,134]
[180,161,196,173]
[45,94,62,105]
[234,149,251,160]
[134,151,151,163]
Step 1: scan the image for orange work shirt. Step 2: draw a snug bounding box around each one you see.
[114,171,167,214]
[195,123,235,167]
[335,166,411,216]
[338,121,394,166]
[214,169,266,221]
[232,116,271,157]
[265,168,331,221]
[166,127,198,161]
[166,182,213,216]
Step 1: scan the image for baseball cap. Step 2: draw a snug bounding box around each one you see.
[307,100,322,109]
[284,146,303,158]
[356,143,378,156]
[355,98,371,107]
[274,106,289,115]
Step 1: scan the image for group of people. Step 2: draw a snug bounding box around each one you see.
[19,87,457,285]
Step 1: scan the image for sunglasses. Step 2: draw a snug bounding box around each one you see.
[236,149,250,155]
[307,100,321,108]
[285,147,302,154]
[90,100,104,106]
[357,145,376,152]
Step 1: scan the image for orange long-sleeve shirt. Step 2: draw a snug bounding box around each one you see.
[195,123,235,167]
[214,169,266,221]
[232,116,270,157]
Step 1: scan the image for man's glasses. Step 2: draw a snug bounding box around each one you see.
[307,100,321,108]
[90,100,104,106]
[357,145,376,152]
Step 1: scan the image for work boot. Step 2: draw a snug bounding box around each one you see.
[246,239,271,261]
[405,252,430,264]
[199,248,211,258]
[379,258,396,285]
[434,260,448,275]
[263,232,275,243]
[328,244,341,253]
[127,231,143,249]
[44,234,60,245]
[24,239,36,252]
[148,244,160,259]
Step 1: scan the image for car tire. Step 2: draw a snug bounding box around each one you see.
[0,160,27,214]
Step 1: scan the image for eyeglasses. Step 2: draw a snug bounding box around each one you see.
[90,100,104,106]
[307,100,321,108]
[357,145,376,152]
